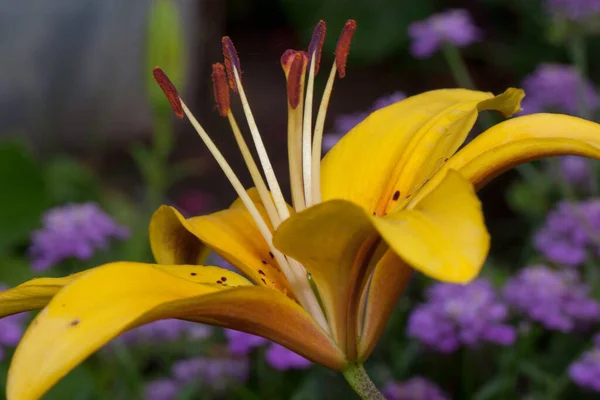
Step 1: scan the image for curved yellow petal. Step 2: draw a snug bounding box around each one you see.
[273,200,378,355]
[409,114,600,203]
[156,189,293,294]
[0,273,85,318]
[358,250,413,360]
[321,88,523,215]
[373,170,489,283]
[149,206,210,265]
[7,262,342,400]
[0,265,246,318]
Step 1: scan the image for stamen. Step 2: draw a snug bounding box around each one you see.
[302,53,317,206]
[311,64,338,204]
[308,20,326,75]
[226,112,282,228]
[224,37,291,221]
[282,50,307,210]
[335,19,357,78]
[152,67,184,118]
[222,36,241,92]
[286,52,305,109]
[211,63,230,117]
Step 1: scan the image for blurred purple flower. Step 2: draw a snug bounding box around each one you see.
[533,200,600,267]
[322,91,406,152]
[382,376,449,400]
[569,345,600,392]
[0,285,26,361]
[172,356,249,392]
[503,265,600,332]
[407,279,516,353]
[225,329,311,371]
[29,202,130,271]
[119,320,212,344]
[546,0,600,22]
[265,343,312,370]
[408,9,481,59]
[144,379,180,400]
[560,156,592,187]
[520,63,600,116]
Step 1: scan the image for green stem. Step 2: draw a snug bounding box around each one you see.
[442,43,475,90]
[342,363,386,400]
[568,30,590,119]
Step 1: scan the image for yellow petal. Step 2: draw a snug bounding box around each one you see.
[321,88,524,215]
[275,170,488,359]
[7,262,343,400]
[273,200,378,354]
[411,114,600,200]
[357,250,413,360]
[151,189,293,294]
[0,273,85,318]
[149,206,210,265]
[0,265,246,318]
[372,170,489,283]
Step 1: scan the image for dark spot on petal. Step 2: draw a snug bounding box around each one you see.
[261,260,267,265]
[392,190,400,201]
[258,270,266,276]
[221,277,227,281]
[190,272,197,276]
[444,158,449,162]
[216,280,222,284]
[406,194,411,199]
[70,319,80,327]
[261,278,267,284]
[269,251,275,258]
[372,212,376,216]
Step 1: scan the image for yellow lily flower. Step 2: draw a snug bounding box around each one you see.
[3,19,600,400]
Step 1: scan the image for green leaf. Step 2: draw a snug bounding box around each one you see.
[0,142,49,251]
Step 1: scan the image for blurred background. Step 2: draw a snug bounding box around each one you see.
[2,0,600,398]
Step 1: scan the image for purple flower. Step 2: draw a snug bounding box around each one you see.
[119,320,212,344]
[29,203,130,271]
[323,91,406,152]
[546,0,600,23]
[520,63,600,117]
[407,279,516,353]
[560,156,592,187]
[503,265,600,332]
[171,356,249,392]
[533,200,600,267]
[569,343,600,392]
[408,9,481,58]
[225,329,312,371]
[224,329,269,356]
[144,379,180,400]
[0,285,26,361]
[382,377,449,400]
[265,343,312,370]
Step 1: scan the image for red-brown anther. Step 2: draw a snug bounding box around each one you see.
[280,49,297,78]
[211,63,230,117]
[222,36,241,92]
[335,19,357,79]
[287,52,305,109]
[308,20,326,75]
[152,67,184,118]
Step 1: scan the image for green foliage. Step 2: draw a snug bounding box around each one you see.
[0,142,49,252]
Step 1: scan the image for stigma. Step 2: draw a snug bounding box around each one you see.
[153,20,356,334]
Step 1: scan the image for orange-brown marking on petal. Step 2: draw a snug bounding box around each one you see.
[222,36,241,92]
[211,63,230,117]
[335,20,357,79]
[152,67,184,118]
[308,20,326,75]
